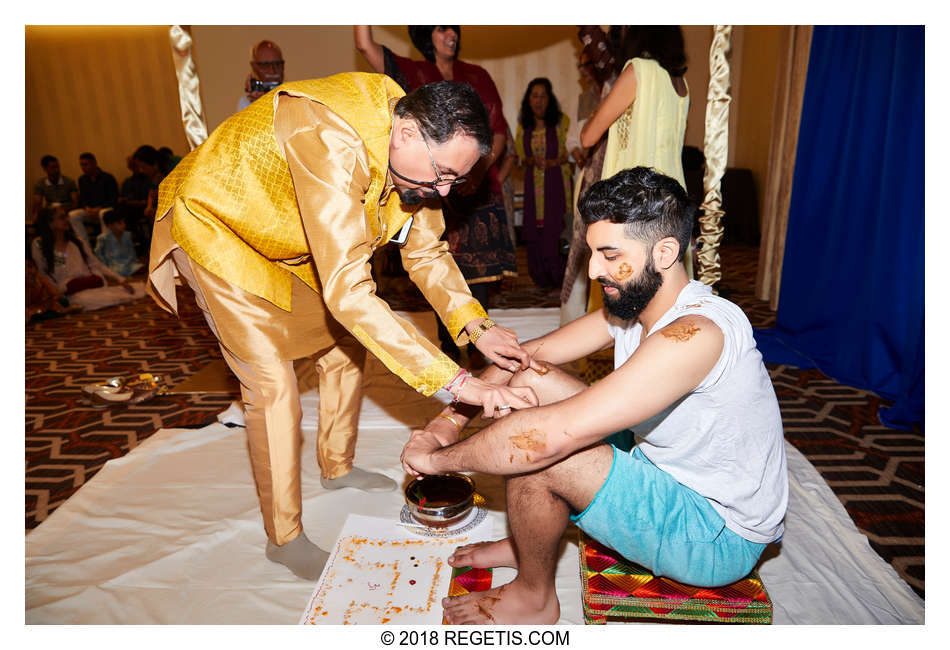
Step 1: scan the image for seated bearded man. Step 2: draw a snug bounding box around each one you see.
[400,166,788,624]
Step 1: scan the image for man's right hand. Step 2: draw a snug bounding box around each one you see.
[456,375,538,418]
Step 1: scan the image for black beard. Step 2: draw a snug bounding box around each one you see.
[397,187,440,206]
[599,259,663,321]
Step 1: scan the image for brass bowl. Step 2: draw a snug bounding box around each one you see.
[404,473,475,528]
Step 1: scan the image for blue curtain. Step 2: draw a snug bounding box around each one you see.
[753,26,924,430]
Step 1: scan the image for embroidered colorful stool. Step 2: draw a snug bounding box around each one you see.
[579,533,773,624]
[443,566,492,624]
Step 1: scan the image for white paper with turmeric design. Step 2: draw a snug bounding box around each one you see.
[299,513,492,624]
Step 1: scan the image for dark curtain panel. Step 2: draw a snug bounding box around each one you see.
[753,26,924,430]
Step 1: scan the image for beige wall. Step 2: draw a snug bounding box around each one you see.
[732,26,784,222]
[682,26,714,151]
[190,25,370,132]
[25,25,780,233]
[191,25,585,137]
[191,25,715,149]
[25,26,190,220]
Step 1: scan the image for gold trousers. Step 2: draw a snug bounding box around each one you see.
[171,248,366,545]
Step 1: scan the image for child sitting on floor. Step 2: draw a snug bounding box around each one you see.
[95,210,143,277]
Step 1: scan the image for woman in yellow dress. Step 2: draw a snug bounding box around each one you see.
[580,26,693,288]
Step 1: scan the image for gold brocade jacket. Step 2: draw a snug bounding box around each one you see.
[148,72,485,395]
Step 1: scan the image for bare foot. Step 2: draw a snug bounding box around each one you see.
[448,538,517,569]
[442,581,559,624]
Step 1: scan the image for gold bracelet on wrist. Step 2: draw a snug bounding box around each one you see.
[436,413,463,433]
[468,318,497,344]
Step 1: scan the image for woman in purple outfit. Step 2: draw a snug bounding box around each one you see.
[514,78,572,292]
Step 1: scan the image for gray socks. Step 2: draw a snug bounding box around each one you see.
[265,530,329,581]
[320,466,397,492]
[265,469,394,580]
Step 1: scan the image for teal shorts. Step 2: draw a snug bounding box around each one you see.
[571,444,766,587]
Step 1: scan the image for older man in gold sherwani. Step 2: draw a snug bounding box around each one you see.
[148,73,539,580]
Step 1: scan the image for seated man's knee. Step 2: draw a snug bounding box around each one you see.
[508,361,579,405]
[508,365,547,391]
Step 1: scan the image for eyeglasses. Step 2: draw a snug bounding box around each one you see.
[253,60,285,69]
[388,132,468,190]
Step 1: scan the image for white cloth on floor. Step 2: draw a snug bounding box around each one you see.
[68,281,147,311]
[25,309,924,624]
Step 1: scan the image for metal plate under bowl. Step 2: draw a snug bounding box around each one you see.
[399,504,487,537]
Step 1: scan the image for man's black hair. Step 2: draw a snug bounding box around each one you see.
[40,155,57,168]
[408,26,461,63]
[79,152,96,163]
[133,145,159,167]
[103,210,124,226]
[393,81,492,156]
[579,166,695,262]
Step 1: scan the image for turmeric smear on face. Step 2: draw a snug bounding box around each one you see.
[614,262,633,281]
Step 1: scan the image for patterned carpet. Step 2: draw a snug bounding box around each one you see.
[24,244,924,600]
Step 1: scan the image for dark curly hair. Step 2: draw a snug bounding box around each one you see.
[609,25,687,78]
[518,78,562,131]
[408,25,461,63]
[579,167,694,262]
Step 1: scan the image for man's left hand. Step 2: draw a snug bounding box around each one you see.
[400,428,444,477]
